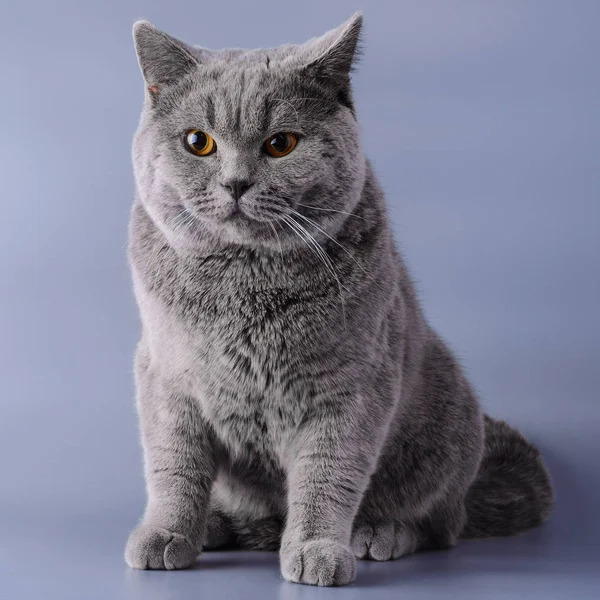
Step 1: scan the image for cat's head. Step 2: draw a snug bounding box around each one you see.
[132,14,366,251]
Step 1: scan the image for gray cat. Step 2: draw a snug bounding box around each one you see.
[124,14,553,587]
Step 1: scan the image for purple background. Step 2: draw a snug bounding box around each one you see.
[1,1,598,598]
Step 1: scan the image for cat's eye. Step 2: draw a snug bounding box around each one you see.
[264,132,298,158]
[184,129,216,156]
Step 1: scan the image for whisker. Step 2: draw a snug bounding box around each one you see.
[275,96,339,107]
[168,212,189,238]
[279,215,320,266]
[290,209,384,291]
[272,98,300,131]
[169,209,188,230]
[171,211,196,238]
[282,215,336,280]
[296,203,372,224]
[268,220,283,260]
[281,215,347,328]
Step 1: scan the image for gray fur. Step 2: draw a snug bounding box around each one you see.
[124,14,553,586]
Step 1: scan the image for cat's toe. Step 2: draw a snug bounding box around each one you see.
[280,539,357,586]
[351,522,417,561]
[351,523,375,559]
[125,524,198,570]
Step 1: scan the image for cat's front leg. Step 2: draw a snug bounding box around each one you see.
[280,396,381,587]
[125,348,217,570]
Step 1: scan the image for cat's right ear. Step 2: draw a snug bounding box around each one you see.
[132,21,199,96]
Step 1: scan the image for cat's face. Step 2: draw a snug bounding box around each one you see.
[132,15,366,251]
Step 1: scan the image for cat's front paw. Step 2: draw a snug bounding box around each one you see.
[280,539,357,587]
[125,524,198,570]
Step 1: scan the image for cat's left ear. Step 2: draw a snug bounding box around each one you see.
[296,13,363,99]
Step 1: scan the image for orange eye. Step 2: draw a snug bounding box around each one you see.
[264,132,298,158]
[184,130,216,156]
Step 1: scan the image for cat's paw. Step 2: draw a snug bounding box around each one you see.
[280,539,357,587]
[351,521,417,561]
[125,524,198,570]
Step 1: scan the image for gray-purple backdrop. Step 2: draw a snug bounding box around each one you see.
[1,1,598,599]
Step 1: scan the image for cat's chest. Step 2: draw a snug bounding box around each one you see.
[139,275,319,456]
[139,248,340,369]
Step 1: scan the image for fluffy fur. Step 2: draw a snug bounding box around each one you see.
[124,15,553,586]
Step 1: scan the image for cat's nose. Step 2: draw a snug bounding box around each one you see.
[221,179,253,201]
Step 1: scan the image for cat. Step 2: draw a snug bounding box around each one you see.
[124,14,553,587]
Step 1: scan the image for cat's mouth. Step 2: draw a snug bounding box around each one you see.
[226,210,251,224]
[178,199,284,240]
[183,202,262,226]
[223,205,280,226]
[228,204,262,222]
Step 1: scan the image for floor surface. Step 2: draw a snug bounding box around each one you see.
[2,512,598,600]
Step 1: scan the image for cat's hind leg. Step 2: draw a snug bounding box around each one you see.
[351,520,419,561]
[351,496,467,561]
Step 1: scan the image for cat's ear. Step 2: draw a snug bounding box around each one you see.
[132,21,199,93]
[297,13,363,92]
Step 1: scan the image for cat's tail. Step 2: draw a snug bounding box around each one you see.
[461,414,553,539]
[234,516,283,551]
[204,510,282,551]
